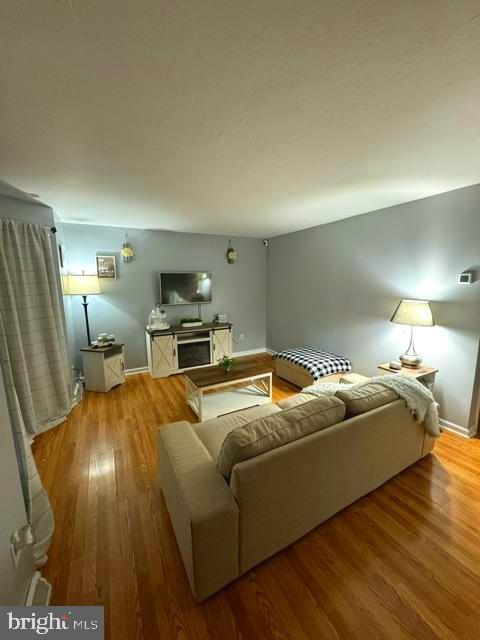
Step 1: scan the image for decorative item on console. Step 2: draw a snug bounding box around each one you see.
[389,360,402,371]
[90,333,116,348]
[181,317,203,327]
[214,313,228,323]
[148,304,170,330]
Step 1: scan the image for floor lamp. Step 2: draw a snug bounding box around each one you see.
[64,274,101,346]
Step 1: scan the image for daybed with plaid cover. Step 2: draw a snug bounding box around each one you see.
[274,346,352,381]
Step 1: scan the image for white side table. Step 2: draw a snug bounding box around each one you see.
[81,343,126,392]
[378,363,438,391]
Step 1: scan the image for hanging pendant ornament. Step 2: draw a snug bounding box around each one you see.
[226,239,237,264]
[121,233,134,263]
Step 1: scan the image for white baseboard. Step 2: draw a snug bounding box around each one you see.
[265,348,275,355]
[232,347,268,357]
[440,418,477,438]
[125,366,149,376]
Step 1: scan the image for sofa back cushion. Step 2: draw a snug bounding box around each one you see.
[336,382,399,418]
[275,392,317,410]
[194,403,282,462]
[217,395,345,478]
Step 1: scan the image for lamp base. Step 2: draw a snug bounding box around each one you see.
[81,295,92,346]
[399,352,422,369]
[399,325,422,368]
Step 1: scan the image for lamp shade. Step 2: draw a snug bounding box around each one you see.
[64,274,101,296]
[391,299,434,327]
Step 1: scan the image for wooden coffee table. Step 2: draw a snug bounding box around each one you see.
[185,357,273,422]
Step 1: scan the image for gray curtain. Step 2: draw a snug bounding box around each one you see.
[0,217,73,565]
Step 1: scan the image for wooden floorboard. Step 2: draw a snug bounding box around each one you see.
[33,353,480,640]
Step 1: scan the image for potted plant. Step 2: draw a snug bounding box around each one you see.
[218,355,235,373]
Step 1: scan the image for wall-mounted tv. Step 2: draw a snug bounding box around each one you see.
[159,272,212,305]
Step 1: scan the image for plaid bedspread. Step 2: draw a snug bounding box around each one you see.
[274,346,352,381]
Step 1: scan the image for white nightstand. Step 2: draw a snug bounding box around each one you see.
[81,343,126,392]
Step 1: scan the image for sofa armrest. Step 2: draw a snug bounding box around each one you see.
[158,421,239,601]
[421,431,437,457]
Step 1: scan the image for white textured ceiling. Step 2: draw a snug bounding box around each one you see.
[1,1,480,237]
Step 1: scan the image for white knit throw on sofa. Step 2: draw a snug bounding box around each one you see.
[303,374,441,437]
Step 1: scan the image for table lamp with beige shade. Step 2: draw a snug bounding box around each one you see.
[63,273,101,346]
[390,299,435,368]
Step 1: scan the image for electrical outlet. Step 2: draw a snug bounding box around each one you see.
[239,333,245,341]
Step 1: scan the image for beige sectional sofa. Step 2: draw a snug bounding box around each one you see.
[158,384,436,601]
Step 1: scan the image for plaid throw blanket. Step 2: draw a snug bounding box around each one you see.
[274,346,352,380]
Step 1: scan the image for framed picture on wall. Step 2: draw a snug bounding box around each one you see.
[96,255,117,279]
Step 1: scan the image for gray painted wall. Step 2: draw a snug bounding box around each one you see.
[0,189,54,227]
[63,224,267,370]
[267,184,480,432]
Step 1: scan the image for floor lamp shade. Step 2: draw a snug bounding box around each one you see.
[391,299,434,368]
[63,274,101,296]
[64,274,101,346]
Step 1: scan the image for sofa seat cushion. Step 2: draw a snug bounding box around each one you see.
[336,382,399,418]
[193,403,282,462]
[217,395,346,478]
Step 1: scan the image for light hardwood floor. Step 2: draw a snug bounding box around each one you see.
[33,354,480,640]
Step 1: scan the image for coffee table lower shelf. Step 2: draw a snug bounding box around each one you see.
[186,373,272,422]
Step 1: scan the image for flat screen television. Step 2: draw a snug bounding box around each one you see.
[159,272,212,305]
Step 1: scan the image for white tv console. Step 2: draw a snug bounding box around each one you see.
[146,322,232,378]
